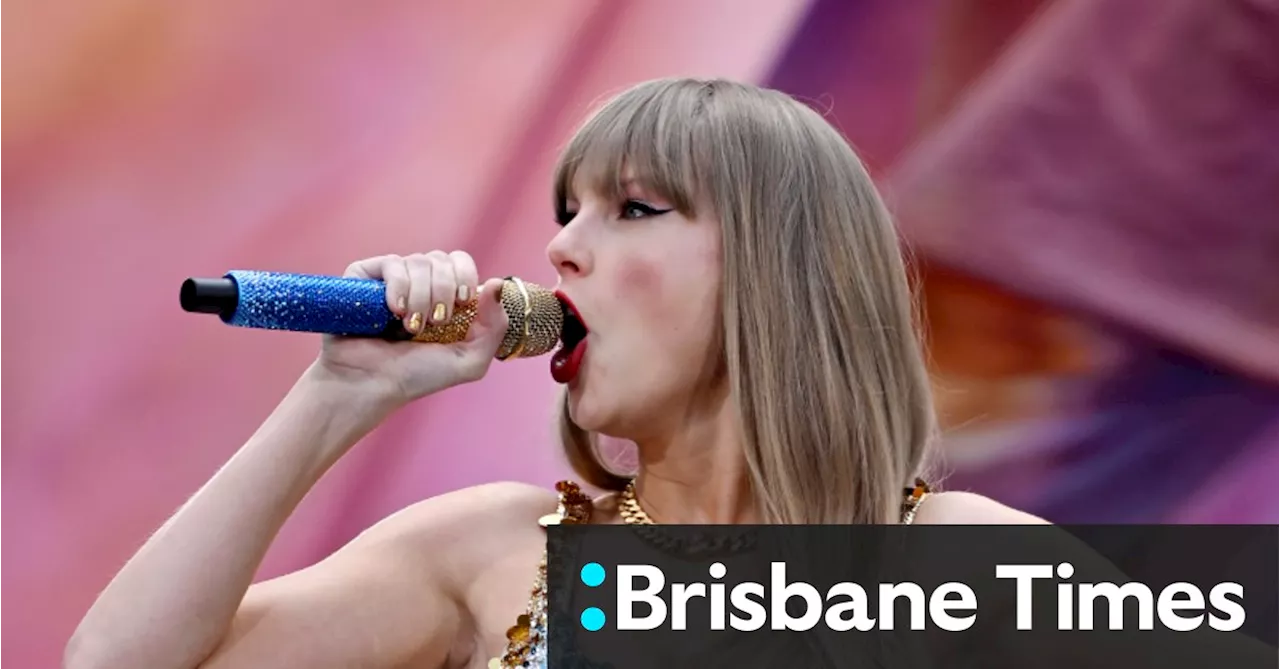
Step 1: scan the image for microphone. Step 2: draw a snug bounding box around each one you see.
[180,270,564,360]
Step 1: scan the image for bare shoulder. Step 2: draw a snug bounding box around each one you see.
[347,481,559,579]
[361,480,558,547]
[914,490,1050,525]
[214,482,559,669]
[393,480,558,526]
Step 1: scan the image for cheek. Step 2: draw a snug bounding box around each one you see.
[610,245,720,355]
[614,255,665,305]
[611,227,720,307]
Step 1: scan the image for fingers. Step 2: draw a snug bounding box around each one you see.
[343,251,484,335]
[404,253,436,333]
[408,250,485,333]
[449,251,479,305]
[382,259,411,316]
[345,255,411,316]
[427,251,457,325]
[343,254,393,279]
[467,277,510,344]
[454,277,509,377]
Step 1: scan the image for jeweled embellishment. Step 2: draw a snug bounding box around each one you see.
[491,481,592,669]
[506,614,531,643]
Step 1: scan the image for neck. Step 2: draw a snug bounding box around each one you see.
[629,390,760,524]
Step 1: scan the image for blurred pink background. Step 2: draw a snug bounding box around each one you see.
[4,1,1276,666]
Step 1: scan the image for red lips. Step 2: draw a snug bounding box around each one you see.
[551,290,588,384]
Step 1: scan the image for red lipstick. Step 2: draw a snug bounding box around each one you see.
[551,290,588,384]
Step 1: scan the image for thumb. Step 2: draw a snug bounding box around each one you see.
[465,277,510,353]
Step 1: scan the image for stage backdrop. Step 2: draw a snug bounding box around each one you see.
[3,1,1275,667]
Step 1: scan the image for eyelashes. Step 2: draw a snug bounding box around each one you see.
[620,200,671,220]
[556,200,673,226]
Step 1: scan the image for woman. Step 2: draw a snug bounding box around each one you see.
[66,77,1043,669]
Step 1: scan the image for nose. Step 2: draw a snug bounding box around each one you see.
[546,223,590,279]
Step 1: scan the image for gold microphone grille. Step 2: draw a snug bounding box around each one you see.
[410,277,563,360]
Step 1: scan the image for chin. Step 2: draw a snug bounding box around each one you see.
[565,386,623,436]
[564,385,602,431]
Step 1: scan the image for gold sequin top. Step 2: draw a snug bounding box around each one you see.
[489,478,932,669]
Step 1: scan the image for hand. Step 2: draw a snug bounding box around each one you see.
[310,251,509,406]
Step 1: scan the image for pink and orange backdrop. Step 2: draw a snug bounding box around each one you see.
[4,1,1276,666]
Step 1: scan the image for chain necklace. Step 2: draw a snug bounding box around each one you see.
[618,479,656,524]
[618,479,757,558]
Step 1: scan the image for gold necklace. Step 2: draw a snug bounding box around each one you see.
[619,479,655,524]
[618,479,756,558]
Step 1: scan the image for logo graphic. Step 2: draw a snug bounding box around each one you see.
[579,562,606,631]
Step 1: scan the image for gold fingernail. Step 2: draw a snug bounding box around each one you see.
[407,312,424,333]
[457,285,469,302]
[431,303,447,323]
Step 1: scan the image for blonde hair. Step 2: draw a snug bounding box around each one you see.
[552,78,937,524]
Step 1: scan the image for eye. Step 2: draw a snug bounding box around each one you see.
[620,200,671,220]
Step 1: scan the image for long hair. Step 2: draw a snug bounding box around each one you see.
[551,78,938,524]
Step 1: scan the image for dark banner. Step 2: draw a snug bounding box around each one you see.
[547,525,1277,668]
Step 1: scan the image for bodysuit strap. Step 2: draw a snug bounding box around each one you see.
[537,480,594,528]
[900,478,932,525]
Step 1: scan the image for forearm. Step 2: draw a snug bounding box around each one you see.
[66,365,398,669]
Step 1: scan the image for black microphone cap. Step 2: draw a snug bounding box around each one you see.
[180,277,238,318]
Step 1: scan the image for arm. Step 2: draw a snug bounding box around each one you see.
[206,479,556,669]
[65,366,458,669]
[66,252,512,669]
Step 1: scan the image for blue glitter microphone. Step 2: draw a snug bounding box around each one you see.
[180,270,564,360]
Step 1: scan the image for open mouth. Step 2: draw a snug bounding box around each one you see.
[551,292,588,384]
[561,305,587,350]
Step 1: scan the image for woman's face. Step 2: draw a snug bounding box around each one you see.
[547,171,723,441]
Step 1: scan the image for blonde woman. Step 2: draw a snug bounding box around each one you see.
[67,78,1043,669]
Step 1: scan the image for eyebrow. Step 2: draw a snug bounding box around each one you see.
[622,178,658,192]
[565,178,640,198]
[564,174,665,204]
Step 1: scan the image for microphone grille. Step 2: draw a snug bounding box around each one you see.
[497,278,563,359]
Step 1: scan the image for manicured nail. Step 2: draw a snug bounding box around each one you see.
[457,285,469,302]
[396,296,407,314]
[431,303,447,323]
[407,312,424,333]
